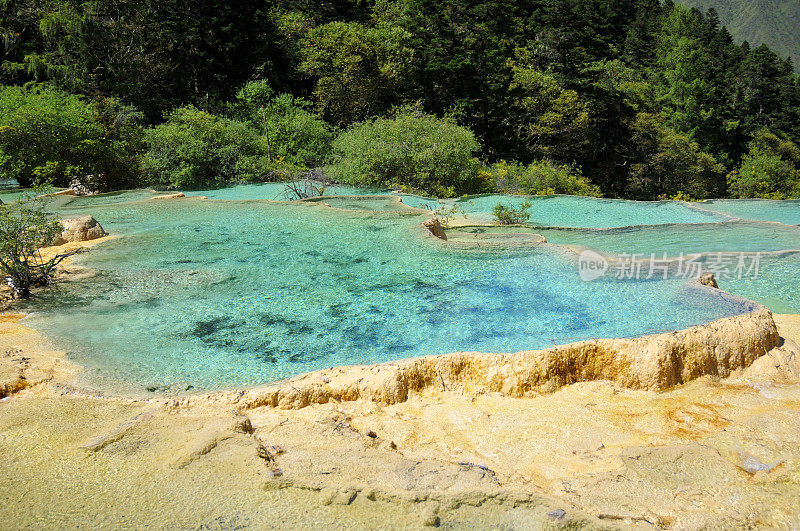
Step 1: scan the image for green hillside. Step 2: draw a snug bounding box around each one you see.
[679,0,800,65]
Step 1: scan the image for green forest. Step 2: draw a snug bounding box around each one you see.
[679,0,800,66]
[1,0,800,200]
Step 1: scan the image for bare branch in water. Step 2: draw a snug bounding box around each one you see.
[282,169,332,200]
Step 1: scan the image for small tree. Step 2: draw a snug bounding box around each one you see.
[492,202,532,225]
[431,203,466,228]
[0,193,82,299]
[233,81,333,168]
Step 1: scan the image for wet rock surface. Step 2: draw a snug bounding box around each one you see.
[52,215,107,245]
[149,192,186,200]
[698,271,719,289]
[423,217,447,240]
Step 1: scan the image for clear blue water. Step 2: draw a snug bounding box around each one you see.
[0,180,58,203]
[0,188,27,203]
[534,222,800,256]
[20,195,757,394]
[692,199,800,226]
[724,252,800,314]
[51,189,164,206]
[6,186,797,394]
[182,182,387,201]
[397,194,442,210]
[310,195,417,212]
[453,195,726,227]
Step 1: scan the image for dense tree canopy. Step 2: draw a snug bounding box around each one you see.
[1,0,799,198]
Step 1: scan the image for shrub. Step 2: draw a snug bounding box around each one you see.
[727,131,800,199]
[664,191,698,202]
[482,160,601,197]
[0,85,141,189]
[142,106,282,190]
[492,201,532,225]
[327,109,481,196]
[0,191,82,298]
[432,203,466,228]
[728,154,800,199]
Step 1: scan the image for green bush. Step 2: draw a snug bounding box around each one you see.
[492,201,532,225]
[482,160,601,197]
[142,106,285,190]
[728,131,800,199]
[0,85,141,189]
[628,113,725,200]
[728,153,800,199]
[327,110,481,196]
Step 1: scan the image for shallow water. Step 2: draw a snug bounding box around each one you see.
[22,196,756,394]
[0,182,57,203]
[694,199,800,225]
[535,222,800,256]
[453,195,726,227]
[182,188,732,229]
[724,252,800,314]
[182,182,386,201]
[311,195,418,212]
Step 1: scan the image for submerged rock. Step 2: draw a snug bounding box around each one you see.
[52,215,107,245]
[150,192,186,200]
[423,217,447,240]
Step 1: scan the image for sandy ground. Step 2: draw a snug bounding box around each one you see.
[1,309,799,529]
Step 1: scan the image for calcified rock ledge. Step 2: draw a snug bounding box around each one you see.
[184,305,780,411]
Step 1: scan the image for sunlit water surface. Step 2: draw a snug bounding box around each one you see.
[692,199,800,226]
[18,190,763,394]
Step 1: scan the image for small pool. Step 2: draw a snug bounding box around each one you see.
[535,222,800,256]
[692,199,800,226]
[724,253,800,314]
[182,182,387,201]
[453,195,726,228]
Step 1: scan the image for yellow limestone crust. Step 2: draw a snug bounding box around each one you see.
[181,306,780,411]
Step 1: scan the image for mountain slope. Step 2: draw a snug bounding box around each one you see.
[679,0,800,65]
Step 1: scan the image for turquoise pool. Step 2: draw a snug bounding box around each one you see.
[535,222,800,256]
[21,194,759,394]
[725,252,800,314]
[0,180,58,203]
[454,195,726,228]
[692,199,800,225]
[181,187,737,229]
[182,182,387,201]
